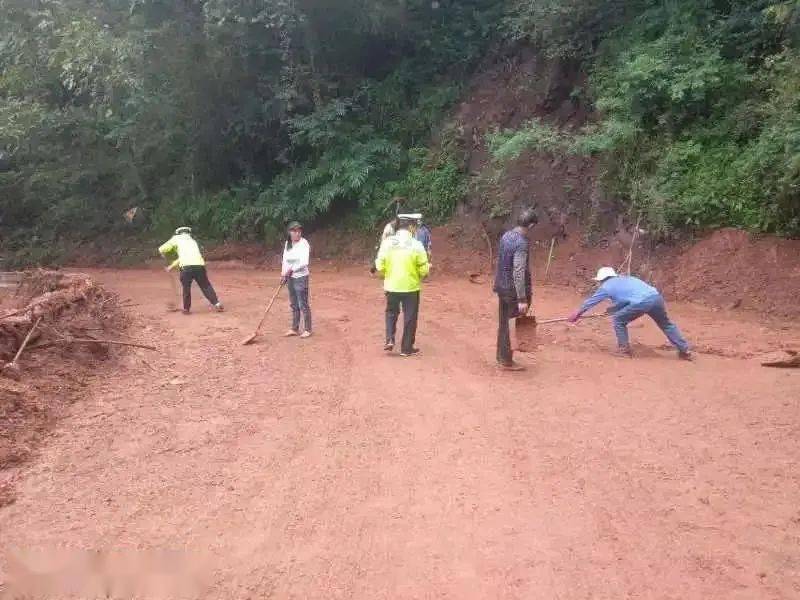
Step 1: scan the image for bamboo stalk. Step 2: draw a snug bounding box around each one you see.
[618,214,642,275]
[479,221,493,275]
[544,237,556,279]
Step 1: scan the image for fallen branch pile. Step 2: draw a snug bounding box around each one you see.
[1,271,147,377]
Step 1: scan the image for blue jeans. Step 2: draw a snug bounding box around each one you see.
[612,294,689,352]
[288,276,312,333]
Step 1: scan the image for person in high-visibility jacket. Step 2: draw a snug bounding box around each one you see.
[158,226,224,314]
[375,214,430,356]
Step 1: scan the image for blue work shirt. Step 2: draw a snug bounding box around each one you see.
[578,276,660,315]
[415,225,432,254]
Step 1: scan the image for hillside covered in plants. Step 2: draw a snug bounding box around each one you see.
[1,1,799,263]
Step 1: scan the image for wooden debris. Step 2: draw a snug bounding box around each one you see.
[760,350,800,368]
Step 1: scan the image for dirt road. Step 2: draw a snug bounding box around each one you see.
[1,265,799,598]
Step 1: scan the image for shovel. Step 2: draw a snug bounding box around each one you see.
[241,282,285,345]
[537,314,607,325]
[515,313,607,352]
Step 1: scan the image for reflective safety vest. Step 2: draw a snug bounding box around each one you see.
[375,229,429,293]
[158,233,205,268]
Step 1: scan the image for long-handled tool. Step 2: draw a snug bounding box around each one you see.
[515,313,607,352]
[165,269,182,312]
[537,314,607,325]
[241,282,284,346]
[2,316,42,379]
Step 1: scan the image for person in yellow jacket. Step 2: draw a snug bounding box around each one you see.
[158,226,224,314]
[375,214,430,356]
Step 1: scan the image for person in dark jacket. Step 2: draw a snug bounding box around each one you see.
[493,207,538,370]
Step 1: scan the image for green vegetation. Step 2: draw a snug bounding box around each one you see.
[500,0,800,237]
[2,0,799,263]
[0,0,497,260]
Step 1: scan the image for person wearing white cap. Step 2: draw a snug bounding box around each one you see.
[375,214,430,356]
[567,267,691,359]
[158,227,223,314]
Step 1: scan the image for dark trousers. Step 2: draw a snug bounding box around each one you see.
[385,291,420,353]
[288,275,312,332]
[496,294,518,366]
[179,266,219,311]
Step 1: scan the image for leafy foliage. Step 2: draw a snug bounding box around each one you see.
[500,0,800,237]
[487,118,571,161]
[0,0,495,259]
[3,0,800,260]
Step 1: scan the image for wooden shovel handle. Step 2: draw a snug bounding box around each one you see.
[252,281,285,336]
[537,314,607,325]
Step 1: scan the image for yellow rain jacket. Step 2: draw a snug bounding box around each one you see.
[375,229,430,292]
[158,233,205,268]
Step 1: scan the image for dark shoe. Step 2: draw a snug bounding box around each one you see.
[400,348,420,357]
[497,361,525,371]
[616,345,633,358]
[384,341,394,352]
[678,350,694,361]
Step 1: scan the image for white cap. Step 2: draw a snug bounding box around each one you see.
[594,266,617,281]
[397,213,422,221]
[175,226,192,235]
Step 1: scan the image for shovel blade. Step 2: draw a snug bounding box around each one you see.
[515,315,538,352]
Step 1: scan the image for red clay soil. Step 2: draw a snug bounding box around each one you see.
[429,219,800,320]
[1,263,798,598]
[0,272,128,502]
[653,228,800,318]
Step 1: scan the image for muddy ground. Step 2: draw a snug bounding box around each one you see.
[1,264,798,598]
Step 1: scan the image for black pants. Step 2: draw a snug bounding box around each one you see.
[179,266,219,311]
[385,291,420,353]
[496,294,518,366]
[287,275,312,333]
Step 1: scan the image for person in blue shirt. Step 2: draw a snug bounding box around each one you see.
[415,217,432,262]
[568,267,692,360]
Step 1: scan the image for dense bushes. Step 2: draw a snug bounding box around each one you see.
[0,1,495,259]
[3,0,799,262]
[499,0,800,237]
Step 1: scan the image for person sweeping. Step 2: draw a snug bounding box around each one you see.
[493,207,538,371]
[281,221,312,339]
[158,227,223,314]
[375,214,430,356]
[567,267,692,359]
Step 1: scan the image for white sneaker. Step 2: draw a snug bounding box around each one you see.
[300,331,312,339]
[214,302,225,312]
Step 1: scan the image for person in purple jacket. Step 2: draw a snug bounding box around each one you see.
[568,267,692,360]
